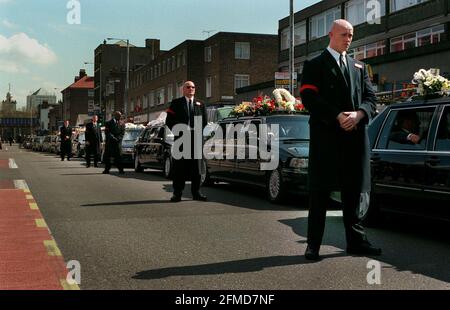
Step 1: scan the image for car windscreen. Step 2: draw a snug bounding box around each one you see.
[266,116,310,140]
[123,129,142,141]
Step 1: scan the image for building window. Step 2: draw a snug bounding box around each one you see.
[234,74,250,90]
[167,84,173,102]
[156,87,165,105]
[391,0,429,13]
[88,90,94,97]
[345,0,386,26]
[348,40,386,60]
[162,60,166,75]
[176,81,184,97]
[177,53,181,68]
[235,42,250,60]
[167,58,171,72]
[294,21,307,46]
[182,50,186,66]
[143,94,148,109]
[309,6,340,40]
[149,91,155,107]
[206,76,212,98]
[172,56,176,71]
[205,46,212,62]
[281,28,290,50]
[390,25,444,53]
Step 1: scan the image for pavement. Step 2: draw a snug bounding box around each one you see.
[0,147,78,290]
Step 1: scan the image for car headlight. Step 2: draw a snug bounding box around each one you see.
[123,147,134,153]
[290,158,308,169]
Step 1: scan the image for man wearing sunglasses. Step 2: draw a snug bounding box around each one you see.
[166,81,208,202]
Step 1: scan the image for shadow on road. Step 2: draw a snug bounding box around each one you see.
[280,215,450,285]
[81,199,173,207]
[132,253,345,280]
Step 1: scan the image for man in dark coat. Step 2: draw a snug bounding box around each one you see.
[85,115,103,167]
[102,111,125,174]
[165,81,208,202]
[300,19,381,261]
[60,120,72,161]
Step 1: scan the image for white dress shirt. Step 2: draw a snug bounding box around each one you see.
[327,46,347,68]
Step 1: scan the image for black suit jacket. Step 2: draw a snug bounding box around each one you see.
[85,122,103,153]
[104,119,125,156]
[165,97,208,131]
[60,126,72,144]
[300,49,377,192]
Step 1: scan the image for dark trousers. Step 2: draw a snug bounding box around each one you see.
[307,190,367,249]
[85,146,99,166]
[103,152,123,172]
[60,142,72,160]
[172,158,201,197]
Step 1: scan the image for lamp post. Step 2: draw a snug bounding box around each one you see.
[106,38,129,118]
[289,0,295,94]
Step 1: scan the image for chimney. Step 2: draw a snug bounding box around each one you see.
[146,39,160,60]
[75,69,87,82]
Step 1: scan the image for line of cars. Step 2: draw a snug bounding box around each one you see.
[25,98,450,225]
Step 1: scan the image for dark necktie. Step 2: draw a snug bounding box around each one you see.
[188,99,194,128]
[340,54,350,87]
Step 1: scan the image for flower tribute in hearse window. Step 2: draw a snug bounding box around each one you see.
[230,89,306,117]
[412,68,450,98]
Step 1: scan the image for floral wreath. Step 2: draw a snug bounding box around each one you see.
[230,89,306,117]
[412,68,450,97]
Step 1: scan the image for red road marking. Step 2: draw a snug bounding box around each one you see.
[0,160,9,168]
[0,189,70,290]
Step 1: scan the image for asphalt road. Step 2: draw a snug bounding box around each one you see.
[2,145,450,290]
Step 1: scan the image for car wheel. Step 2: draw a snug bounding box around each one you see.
[163,156,172,179]
[134,154,144,172]
[267,168,285,203]
[360,190,382,227]
[200,159,213,186]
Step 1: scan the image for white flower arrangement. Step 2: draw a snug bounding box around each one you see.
[272,88,299,112]
[412,68,450,97]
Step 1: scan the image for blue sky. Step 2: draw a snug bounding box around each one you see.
[0,0,320,107]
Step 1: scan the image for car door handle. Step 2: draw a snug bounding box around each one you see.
[371,154,380,162]
[426,157,440,165]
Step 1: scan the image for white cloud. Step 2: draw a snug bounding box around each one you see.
[0,32,57,73]
[0,0,13,4]
[0,59,27,73]
[2,19,16,28]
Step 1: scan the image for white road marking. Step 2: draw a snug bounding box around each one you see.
[9,158,18,168]
[14,180,30,191]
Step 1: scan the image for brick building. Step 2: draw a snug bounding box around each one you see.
[128,32,278,123]
[61,69,94,126]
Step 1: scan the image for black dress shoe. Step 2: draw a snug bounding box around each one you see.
[170,195,182,202]
[305,245,320,261]
[119,170,125,174]
[192,193,207,201]
[86,165,90,168]
[94,164,99,168]
[102,170,109,174]
[347,243,382,256]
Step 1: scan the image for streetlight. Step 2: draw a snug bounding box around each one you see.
[106,37,129,118]
[289,0,295,94]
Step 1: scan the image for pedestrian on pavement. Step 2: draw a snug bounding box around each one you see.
[85,115,103,168]
[102,111,125,174]
[165,81,208,202]
[8,136,13,146]
[300,19,381,261]
[60,120,72,161]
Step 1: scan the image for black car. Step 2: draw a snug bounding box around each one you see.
[204,113,310,202]
[365,97,450,224]
[121,127,144,166]
[134,124,174,178]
